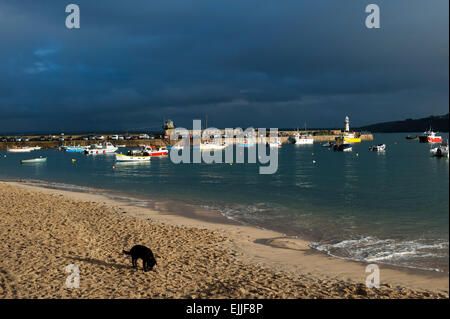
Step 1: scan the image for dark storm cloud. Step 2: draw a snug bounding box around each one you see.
[0,0,448,133]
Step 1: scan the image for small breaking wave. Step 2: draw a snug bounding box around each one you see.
[199,201,449,273]
[311,236,449,273]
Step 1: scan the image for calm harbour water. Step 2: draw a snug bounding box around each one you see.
[1,133,448,273]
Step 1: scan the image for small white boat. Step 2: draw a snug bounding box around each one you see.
[7,147,34,153]
[20,157,47,164]
[267,137,282,148]
[292,132,314,144]
[369,144,386,152]
[333,143,352,152]
[84,142,118,155]
[198,141,226,150]
[292,124,314,144]
[115,153,150,162]
[430,142,449,158]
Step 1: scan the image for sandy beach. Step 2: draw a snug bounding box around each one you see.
[0,181,448,299]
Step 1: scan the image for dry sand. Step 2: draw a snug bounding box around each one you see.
[0,181,448,299]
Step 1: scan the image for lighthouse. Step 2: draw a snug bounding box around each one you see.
[163,119,175,138]
[344,116,350,132]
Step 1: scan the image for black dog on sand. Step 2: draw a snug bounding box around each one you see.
[123,245,157,272]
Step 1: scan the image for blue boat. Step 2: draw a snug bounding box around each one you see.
[64,146,87,153]
[237,135,256,147]
[237,143,255,147]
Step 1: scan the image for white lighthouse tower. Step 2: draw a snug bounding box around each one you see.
[344,116,350,132]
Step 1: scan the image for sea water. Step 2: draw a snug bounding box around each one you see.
[0,133,448,272]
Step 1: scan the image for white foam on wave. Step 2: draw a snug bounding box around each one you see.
[200,201,449,273]
[310,236,449,272]
[202,202,290,222]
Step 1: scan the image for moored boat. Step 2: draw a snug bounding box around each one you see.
[133,145,169,157]
[237,142,255,147]
[20,157,47,164]
[148,146,169,156]
[84,142,118,155]
[237,137,255,147]
[7,146,34,153]
[419,129,443,143]
[369,144,386,152]
[237,134,256,147]
[343,132,361,143]
[267,137,282,148]
[115,153,151,162]
[198,141,227,150]
[430,140,449,158]
[292,132,314,145]
[333,143,352,152]
[64,145,87,153]
[430,146,449,158]
[427,131,442,144]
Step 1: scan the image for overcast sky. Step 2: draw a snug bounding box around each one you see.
[0,0,448,133]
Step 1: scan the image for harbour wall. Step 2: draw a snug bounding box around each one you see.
[0,132,373,150]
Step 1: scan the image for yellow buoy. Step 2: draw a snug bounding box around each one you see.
[72,159,76,162]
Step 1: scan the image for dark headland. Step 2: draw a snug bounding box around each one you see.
[357,113,449,133]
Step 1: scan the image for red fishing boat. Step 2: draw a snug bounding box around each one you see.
[132,145,169,157]
[419,129,443,143]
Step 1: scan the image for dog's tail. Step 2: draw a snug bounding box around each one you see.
[123,250,131,255]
